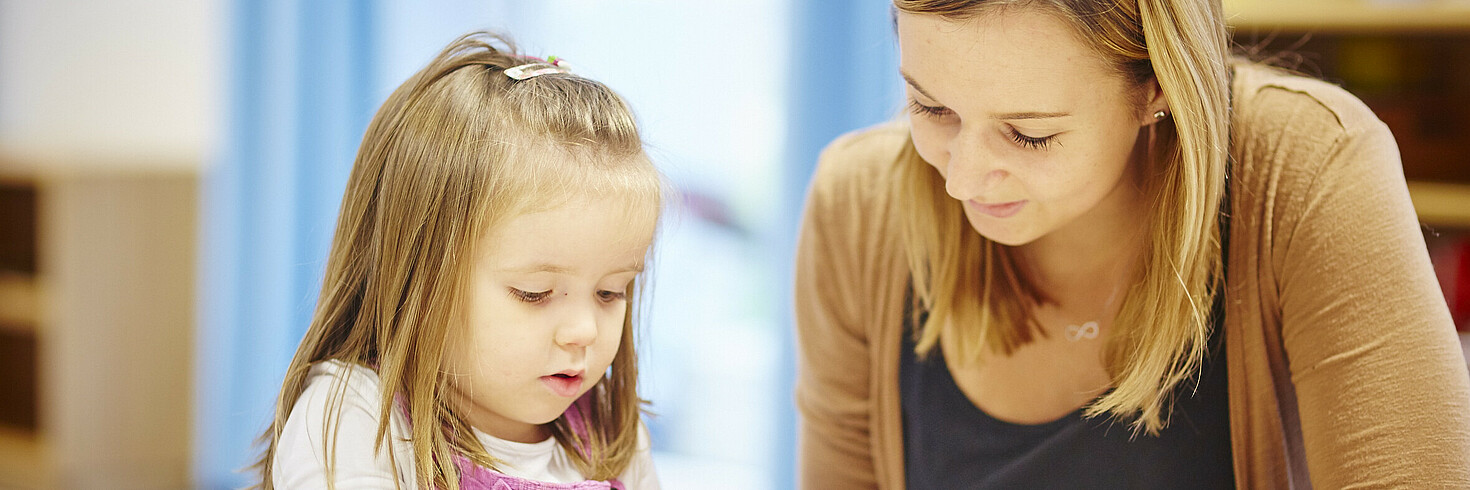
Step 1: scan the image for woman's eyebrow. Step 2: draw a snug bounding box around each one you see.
[903,70,1071,120]
[992,111,1072,120]
[900,71,939,101]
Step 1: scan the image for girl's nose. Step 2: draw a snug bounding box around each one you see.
[554,301,599,347]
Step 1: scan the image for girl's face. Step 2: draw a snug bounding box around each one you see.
[445,191,656,443]
[897,9,1162,247]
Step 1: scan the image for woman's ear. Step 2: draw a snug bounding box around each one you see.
[1140,77,1170,126]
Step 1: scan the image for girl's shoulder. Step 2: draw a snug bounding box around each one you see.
[305,359,386,398]
[273,360,417,488]
[291,360,394,427]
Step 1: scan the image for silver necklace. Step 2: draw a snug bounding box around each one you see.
[1064,321,1100,341]
[1061,285,1121,342]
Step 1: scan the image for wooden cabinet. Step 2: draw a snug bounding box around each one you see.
[0,177,43,487]
[0,165,197,489]
[1225,0,1470,337]
[1226,0,1470,32]
[1226,0,1470,228]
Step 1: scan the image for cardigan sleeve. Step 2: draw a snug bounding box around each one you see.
[794,133,886,489]
[1262,85,1470,488]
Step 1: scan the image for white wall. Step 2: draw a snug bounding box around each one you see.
[0,0,223,171]
[0,1,218,487]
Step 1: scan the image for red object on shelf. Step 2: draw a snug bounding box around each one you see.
[1454,239,1470,332]
[1431,235,1470,332]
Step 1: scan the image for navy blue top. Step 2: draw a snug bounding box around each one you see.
[899,293,1235,489]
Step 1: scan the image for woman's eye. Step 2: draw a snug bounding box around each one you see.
[597,290,627,303]
[508,288,552,304]
[1007,128,1057,150]
[907,98,953,118]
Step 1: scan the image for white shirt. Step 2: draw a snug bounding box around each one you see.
[273,360,660,489]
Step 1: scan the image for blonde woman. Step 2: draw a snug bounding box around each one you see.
[794,0,1470,488]
[254,32,661,489]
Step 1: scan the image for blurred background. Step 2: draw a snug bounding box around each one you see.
[0,0,1466,489]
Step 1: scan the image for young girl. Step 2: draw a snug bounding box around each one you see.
[254,32,662,489]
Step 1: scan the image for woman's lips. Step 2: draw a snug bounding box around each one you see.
[968,200,1027,218]
[540,372,584,398]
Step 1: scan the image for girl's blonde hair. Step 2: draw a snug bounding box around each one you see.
[253,32,661,488]
[894,0,1230,434]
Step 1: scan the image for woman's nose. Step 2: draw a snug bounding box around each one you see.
[944,131,1008,200]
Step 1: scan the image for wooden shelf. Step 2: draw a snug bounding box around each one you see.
[0,426,47,489]
[1225,0,1470,32]
[1409,180,1470,229]
[0,274,40,333]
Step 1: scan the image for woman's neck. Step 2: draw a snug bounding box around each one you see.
[1016,173,1149,310]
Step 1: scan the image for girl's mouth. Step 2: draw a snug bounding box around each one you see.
[540,372,584,397]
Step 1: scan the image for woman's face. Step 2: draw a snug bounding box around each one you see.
[897,8,1162,247]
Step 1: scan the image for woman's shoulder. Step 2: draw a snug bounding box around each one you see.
[1229,61,1403,207]
[805,121,912,239]
[811,121,911,193]
[1231,60,1386,136]
[1230,61,1395,168]
[822,121,911,160]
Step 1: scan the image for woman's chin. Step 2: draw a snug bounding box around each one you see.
[966,220,1036,247]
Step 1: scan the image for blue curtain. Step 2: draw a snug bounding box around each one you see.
[194,1,377,487]
[778,1,900,487]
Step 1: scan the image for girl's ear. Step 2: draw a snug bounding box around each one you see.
[1140,77,1171,127]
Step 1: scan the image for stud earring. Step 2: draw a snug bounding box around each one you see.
[1153,110,1168,120]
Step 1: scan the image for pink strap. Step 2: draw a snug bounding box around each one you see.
[455,456,623,490]
[396,392,624,489]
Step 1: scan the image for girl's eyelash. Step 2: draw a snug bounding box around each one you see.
[1007,128,1056,150]
[511,287,626,304]
[509,288,551,304]
[597,290,627,303]
[907,98,952,118]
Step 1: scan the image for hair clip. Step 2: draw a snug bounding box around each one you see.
[504,56,571,81]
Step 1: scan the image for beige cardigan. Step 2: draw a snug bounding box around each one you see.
[794,62,1470,489]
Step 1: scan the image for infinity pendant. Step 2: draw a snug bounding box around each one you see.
[1065,321,1100,341]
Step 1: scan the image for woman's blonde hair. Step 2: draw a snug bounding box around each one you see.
[252,32,661,488]
[894,0,1231,434]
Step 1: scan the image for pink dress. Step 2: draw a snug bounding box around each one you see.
[401,394,624,490]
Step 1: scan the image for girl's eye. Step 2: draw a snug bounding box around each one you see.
[509,288,551,304]
[597,290,627,303]
[1007,128,1057,150]
[907,98,953,119]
